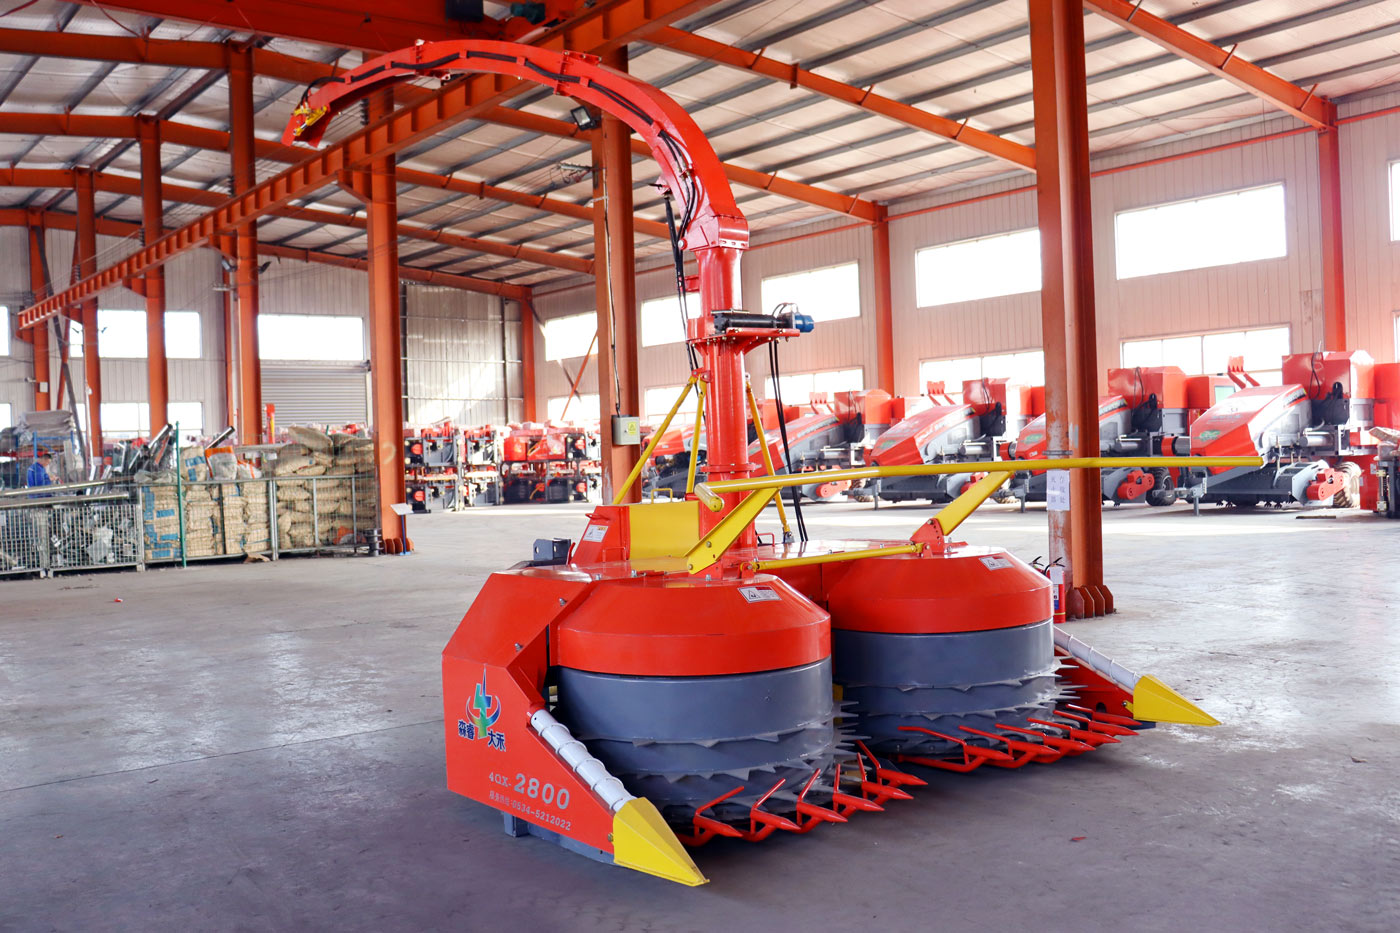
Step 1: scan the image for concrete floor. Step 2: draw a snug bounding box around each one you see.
[2,499,1398,932]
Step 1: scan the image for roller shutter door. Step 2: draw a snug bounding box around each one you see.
[261,363,370,427]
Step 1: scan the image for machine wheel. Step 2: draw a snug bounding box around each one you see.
[992,489,1019,504]
[1331,461,1364,509]
[1145,468,1179,507]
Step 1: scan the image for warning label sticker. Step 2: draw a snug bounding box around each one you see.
[738,585,782,603]
[979,556,1013,570]
[581,524,608,543]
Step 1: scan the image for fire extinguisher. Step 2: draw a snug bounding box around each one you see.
[1032,557,1067,624]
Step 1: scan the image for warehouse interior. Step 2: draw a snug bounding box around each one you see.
[2,1,1399,930]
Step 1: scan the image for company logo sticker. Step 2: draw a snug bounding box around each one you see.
[458,668,506,750]
[1198,429,1222,443]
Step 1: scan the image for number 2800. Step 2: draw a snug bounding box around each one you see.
[513,773,570,809]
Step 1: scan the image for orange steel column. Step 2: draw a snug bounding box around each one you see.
[229,46,262,444]
[360,91,409,552]
[75,167,102,458]
[138,115,169,428]
[521,299,538,422]
[26,224,52,409]
[1030,0,1109,618]
[591,47,642,503]
[1318,105,1347,351]
[872,205,895,394]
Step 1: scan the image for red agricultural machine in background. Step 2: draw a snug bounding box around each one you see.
[500,422,600,504]
[1008,366,1236,508]
[755,389,907,502]
[289,40,1249,888]
[1183,350,1400,509]
[854,379,1011,505]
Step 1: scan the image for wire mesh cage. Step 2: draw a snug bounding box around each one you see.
[0,492,142,576]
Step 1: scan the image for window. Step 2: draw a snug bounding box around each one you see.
[921,351,1045,399]
[920,351,1044,428]
[168,402,205,442]
[1391,161,1400,241]
[641,295,690,347]
[1121,326,1290,385]
[1115,184,1286,280]
[542,312,597,362]
[760,262,860,322]
[101,402,149,439]
[259,314,364,361]
[68,310,202,359]
[915,229,1040,308]
[643,385,700,425]
[764,367,864,402]
[547,393,599,422]
[1,306,9,356]
[0,402,11,429]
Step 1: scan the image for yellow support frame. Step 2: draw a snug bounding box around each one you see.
[612,375,697,506]
[682,455,1264,573]
[692,456,1262,511]
[745,378,792,539]
[685,380,707,496]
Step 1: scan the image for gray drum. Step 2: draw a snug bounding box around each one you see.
[834,619,1064,755]
[555,658,840,820]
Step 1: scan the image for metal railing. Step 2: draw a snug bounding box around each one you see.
[1,473,377,579]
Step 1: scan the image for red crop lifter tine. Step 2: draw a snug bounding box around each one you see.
[742,778,800,841]
[996,722,1093,756]
[895,725,1013,772]
[677,786,746,847]
[1029,716,1117,747]
[853,742,914,802]
[856,741,927,789]
[829,761,884,816]
[1067,703,1142,729]
[1058,707,1138,737]
[957,726,1046,767]
[793,769,846,831]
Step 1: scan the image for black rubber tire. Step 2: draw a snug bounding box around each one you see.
[1331,461,1363,509]
[1145,467,1179,507]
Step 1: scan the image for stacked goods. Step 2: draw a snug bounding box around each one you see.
[273,428,376,550]
[142,484,181,561]
[240,476,272,554]
[178,448,222,558]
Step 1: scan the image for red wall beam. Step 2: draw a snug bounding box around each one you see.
[871,206,894,395]
[139,115,170,429]
[68,0,609,55]
[0,111,671,240]
[3,208,529,300]
[75,169,103,454]
[19,0,714,330]
[341,90,410,551]
[1084,0,1333,130]
[230,46,263,445]
[593,48,642,503]
[260,245,532,299]
[0,165,592,274]
[1318,103,1347,350]
[648,26,1035,171]
[1030,0,1109,619]
[26,224,52,410]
